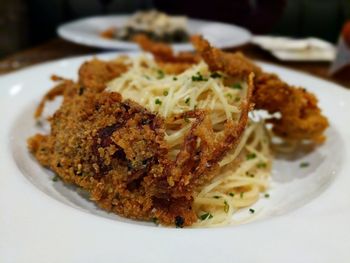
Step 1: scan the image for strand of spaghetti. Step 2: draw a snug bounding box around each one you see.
[219,123,257,166]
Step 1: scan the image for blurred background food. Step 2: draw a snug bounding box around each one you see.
[1,0,350,57]
[101,10,190,43]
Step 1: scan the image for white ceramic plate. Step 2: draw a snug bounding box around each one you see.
[57,15,252,51]
[1,53,350,263]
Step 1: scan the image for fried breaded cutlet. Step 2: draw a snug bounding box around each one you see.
[133,34,328,142]
[28,54,253,227]
[28,36,328,226]
[190,36,329,142]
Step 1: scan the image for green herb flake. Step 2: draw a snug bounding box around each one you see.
[191,72,208,82]
[230,83,242,90]
[234,96,240,102]
[257,162,267,168]
[155,98,162,105]
[185,97,191,105]
[143,75,150,80]
[52,175,59,182]
[264,193,270,198]
[224,200,229,213]
[213,195,221,199]
[229,192,235,197]
[300,162,310,168]
[200,213,213,221]
[152,217,159,225]
[210,72,221,78]
[246,153,257,160]
[226,93,233,99]
[240,192,244,199]
[163,90,169,96]
[173,76,178,81]
[157,69,165,79]
[184,116,190,123]
[249,208,255,214]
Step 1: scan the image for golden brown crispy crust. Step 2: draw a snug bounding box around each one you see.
[28,55,253,226]
[254,73,329,142]
[28,36,328,226]
[191,35,329,143]
[29,85,172,222]
[133,34,200,74]
[78,58,128,92]
[191,35,261,77]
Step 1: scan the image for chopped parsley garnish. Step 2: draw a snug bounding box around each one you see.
[229,192,235,197]
[226,93,233,99]
[157,69,165,79]
[163,90,169,96]
[155,98,162,105]
[210,72,221,78]
[257,162,267,168]
[152,217,159,225]
[173,76,178,81]
[245,171,255,177]
[235,96,240,102]
[264,193,270,198]
[230,83,242,89]
[52,175,59,182]
[246,153,257,160]
[224,200,229,213]
[192,72,208,82]
[185,97,191,105]
[240,192,244,198]
[213,195,221,199]
[200,213,213,220]
[249,208,255,214]
[300,162,310,168]
[143,75,150,80]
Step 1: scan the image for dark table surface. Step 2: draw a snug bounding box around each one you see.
[0,38,349,89]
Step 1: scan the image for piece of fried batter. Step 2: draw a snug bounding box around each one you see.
[28,36,328,226]
[191,35,329,143]
[133,34,201,74]
[28,57,253,226]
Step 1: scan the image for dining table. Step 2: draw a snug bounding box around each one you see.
[0,38,349,90]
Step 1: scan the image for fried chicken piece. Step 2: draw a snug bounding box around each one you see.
[28,57,253,226]
[254,73,329,142]
[34,58,129,119]
[29,84,173,222]
[78,58,128,92]
[191,35,261,76]
[191,35,329,143]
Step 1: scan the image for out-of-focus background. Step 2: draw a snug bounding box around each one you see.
[1,0,350,58]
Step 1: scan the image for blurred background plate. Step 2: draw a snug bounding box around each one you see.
[57,15,252,51]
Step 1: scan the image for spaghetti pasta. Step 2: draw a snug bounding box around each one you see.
[107,55,272,226]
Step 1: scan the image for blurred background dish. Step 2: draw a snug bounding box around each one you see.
[100,10,190,43]
[2,0,350,57]
[57,14,252,51]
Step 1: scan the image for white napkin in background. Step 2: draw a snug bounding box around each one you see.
[252,36,336,61]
